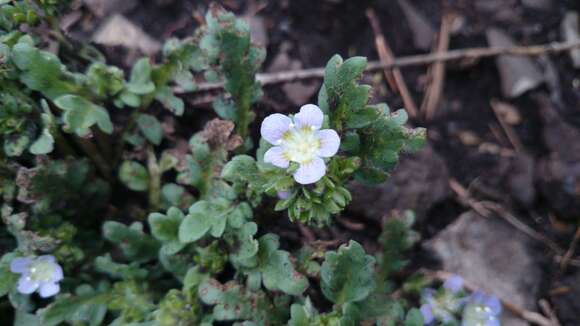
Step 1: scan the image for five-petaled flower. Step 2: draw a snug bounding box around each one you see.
[10,255,63,298]
[462,291,501,326]
[260,104,340,185]
[420,275,465,325]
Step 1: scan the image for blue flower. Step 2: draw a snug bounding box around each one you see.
[261,104,340,185]
[10,255,63,298]
[443,275,464,294]
[462,291,502,326]
[420,275,465,325]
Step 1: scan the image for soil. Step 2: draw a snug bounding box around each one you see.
[64,0,580,324]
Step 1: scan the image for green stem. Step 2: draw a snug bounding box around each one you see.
[146,147,161,211]
[113,109,141,165]
[75,136,112,182]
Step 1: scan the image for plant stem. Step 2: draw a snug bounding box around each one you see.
[75,136,112,182]
[146,147,161,211]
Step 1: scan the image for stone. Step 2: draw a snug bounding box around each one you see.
[83,0,137,17]
[348,145,449,222]
[425,211,543,326]
[486,28,544,98]
[92,14,161,55]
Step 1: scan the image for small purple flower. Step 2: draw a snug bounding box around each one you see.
[420,303,435,324]
[420,287,463,325]
[277,190,291,199]
[10,255,63,298]
[462,291,502,326]
[443,275,464,294]
[260,104,340,185]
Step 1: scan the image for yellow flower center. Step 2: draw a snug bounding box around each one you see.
[281,126,320,164]
[28,260,55,282]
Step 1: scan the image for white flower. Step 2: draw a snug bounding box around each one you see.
[260,104,340,185]
[10,255,63,298]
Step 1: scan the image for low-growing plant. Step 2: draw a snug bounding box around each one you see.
[0,2,501,325]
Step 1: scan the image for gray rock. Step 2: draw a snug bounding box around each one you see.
[425,211,543,326]
[396,0,435,50]
[561,12,580,68]
[522,0,553,10]
[348,145,449,222]
[83,0,137,17]
[92,14,161,55]
[486,28,544,98]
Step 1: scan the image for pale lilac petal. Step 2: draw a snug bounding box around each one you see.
[316,129,340,157]
[277,191,290,199]
[294,104,323,129]
[264,146,290,168]
[51,264,64,282]
[484,319,500,326]
[17,277,39,294]
[443,275,464,293]
[260,114,292,144]
[293,157,326,184]
[483,296,502,316]
[39,282,60,298]
[38,255,56,263]
[420,304,434,324]
[10,257,32,274]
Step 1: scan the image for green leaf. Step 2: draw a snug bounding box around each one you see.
[0,264,18,297]
[213,97,237,121]
[257,234,308,295]
[119,161,149,191]
[404,308,424,326]
[54,95,113,136]
[178,201,214,243]
[102,221,160,263]
[320,240,376,304]
[148,207,184,242]
[4,134,29,157]
[40,293,110,326]
[345,106,379,129]
[29,129,54,155]
[155,86,184,116]
[136,114,163,145]
[94,254,148,280]
[127,58,155,94]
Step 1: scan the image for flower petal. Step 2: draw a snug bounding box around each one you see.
[294,104,323,129]
[51,264,64,282]
[317,129,340,157]
[420,304,434,324]
[17,277,39,294]
[293,157,326,185]
[443,275,464,294]
[39,282,60,298]
[264,146,290,168]
[483,295,502,316]
[10,257,32,274]
[37,255,56,263]
[260,114,292,145]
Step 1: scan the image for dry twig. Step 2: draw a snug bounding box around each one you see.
[423,269,555,326]
[539,299,562,326]
[490,100,525,152]
[559,226,580,271]
[180,40,580,94]
[421,13,455,120]
[448,178,564,255]
[366,7,419,118]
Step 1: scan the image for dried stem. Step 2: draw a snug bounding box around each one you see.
[421,13,455,120]
[559,226,580,271]
[366,7,419,118]
[180,40,580,94]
